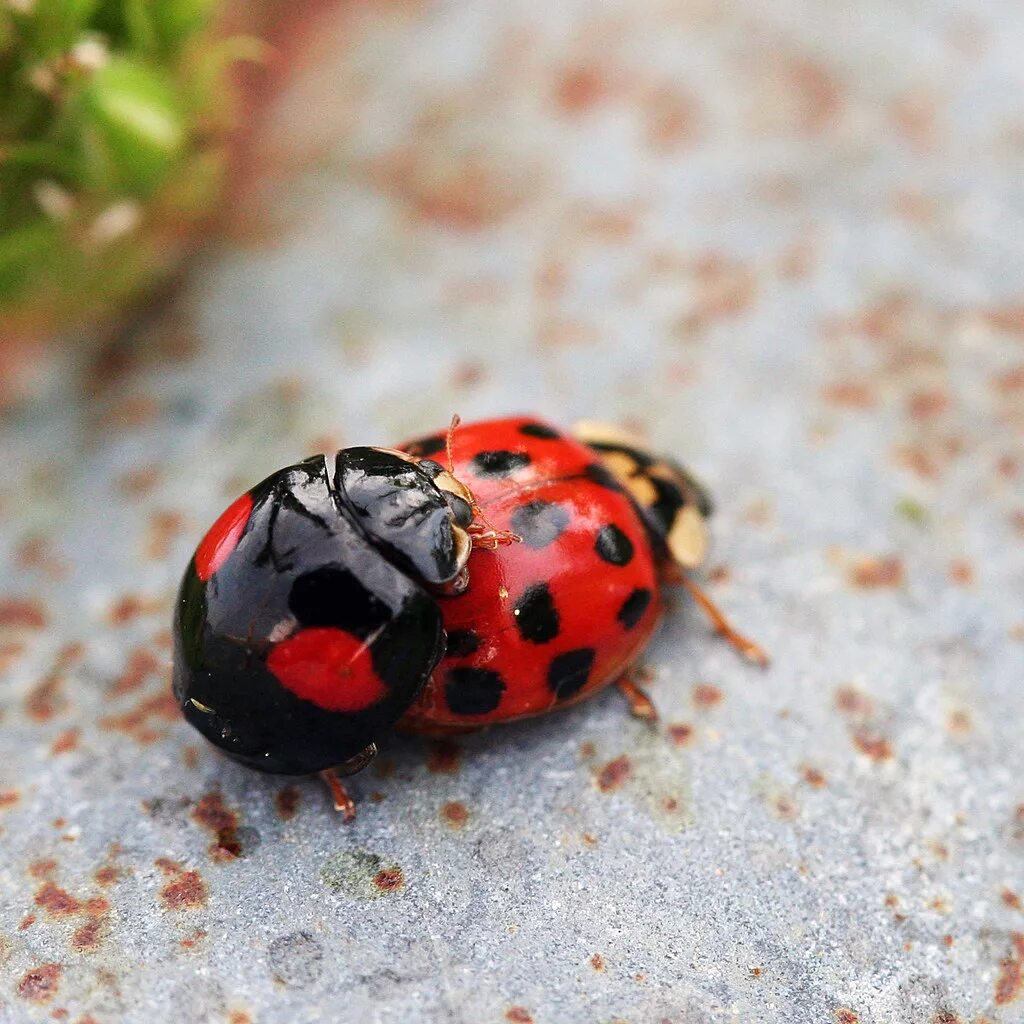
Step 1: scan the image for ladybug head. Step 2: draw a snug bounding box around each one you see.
[333,447,478,595]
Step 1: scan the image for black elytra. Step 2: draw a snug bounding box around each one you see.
[173,449,470,775]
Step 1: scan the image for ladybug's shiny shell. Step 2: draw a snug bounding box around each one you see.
[173,453,446,775]
[399,417,663,730]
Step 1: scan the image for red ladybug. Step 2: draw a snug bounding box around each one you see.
[172,416,765,818]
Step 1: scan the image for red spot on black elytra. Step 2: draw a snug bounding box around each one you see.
[195,492,253,582]
[267,627,386,712]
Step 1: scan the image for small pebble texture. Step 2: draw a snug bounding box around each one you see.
[3,1,1024,1022]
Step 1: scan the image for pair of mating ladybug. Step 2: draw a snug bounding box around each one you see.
[173,416,766,817]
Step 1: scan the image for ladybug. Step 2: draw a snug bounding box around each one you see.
[172,416,765,818]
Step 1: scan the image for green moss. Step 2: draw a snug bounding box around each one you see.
[0,0,261,328]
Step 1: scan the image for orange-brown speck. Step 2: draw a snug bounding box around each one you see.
[643,87,699,152]
[505,1008,534,1024]
[0,789,20,809]
[26,675,65,721]
[581,833,598,847]
[109,648,161,696]
[853,731,893,761]
[994,932,1024,1005]
[35,882,83,919]
[71,917,104,953]
[106,594,163,625]
[947,710,972,734]
[145,510,185,560]
[100,691,178,744]
[850,556,905,589]
[158,862,207,911]
[554,65,607,115]
[948,561,974,586]
[51,729,79,755]
[596,755,632,793]
[179,928,207,950]
[228,1011,252,1024]
[373,867,405,894]
[994,366,1024,396]
[907,389,949,421]
[1003,889,1023,911]
[30,859,57,879]
[19,913,36,930]
[669,723,694,746]
[94,866,120,888]
[441,801,470,830]
[183,746,200,770]
[579,740,597,759]
[591,953,605,972]
[835,687,874,718]
[823,382,875,409]
[834,1010,860,1024]
[943,934,955,948]
[0,598,47,629]
[932,1011,961,1024]
[801,764,827,788]
[18,964,61,1002]
[750,966,763,978]
[693,684,723,708]
[427,740,461,774]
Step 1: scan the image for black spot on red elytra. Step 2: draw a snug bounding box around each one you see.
[510,501,570,549]
[195,492,253,581]
[583,462,623,492]
[514,583,559,643]
[289,567,390,638]
[548,648,596,701]
[266,627,386,711]
[519,422,560,440]
[404,434,446,457]
[594,524,633,566]
[445,629,479,658]
[445,667,506,715]
[617,588,652,629]
[470,450,531,478]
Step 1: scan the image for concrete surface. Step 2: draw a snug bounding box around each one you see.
[2,1,1024,1022]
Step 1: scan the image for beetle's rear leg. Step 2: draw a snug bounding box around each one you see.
[669,568,769,667]
[617,673,659,722]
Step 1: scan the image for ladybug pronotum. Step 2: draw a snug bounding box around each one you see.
[173,416,766,817]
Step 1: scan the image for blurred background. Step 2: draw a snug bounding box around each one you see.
[1,1,1023,1022]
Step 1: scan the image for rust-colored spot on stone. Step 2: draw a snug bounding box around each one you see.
[823,381,875,408]
[505,1008,534,1024]
[0,789,20,809]
[850,556,905,588]
[26,675,65,721]
[71,917,105,953]
[373,867,405,894]
[192,792,242,861]
[18,964,61,1002]
[590,952,606,971]
[994,365,1024,396]
[1003,889,1023,911]
[582,832,598,847]
[943,934,954,947]
[145,510,185,561]
[907,389,949,420]
[693,684,723,708]
[179,928,206,949]
[275,785,301,821]
[426,740,462,774]
[109,648,161,696]
[932,1012,961,1024]
[441,801,469,829]
[157,860,207,911]
[579,740,597,759]
[19,913,36,930]
[596,755,632,793]
[853,730,893,761]
[644,86,699,152]
[107,594,164,625]
[994,932,1024,1005]
[100,691,178,744]
[0,598,47,629]
[800,764,827,788]
[30,858,57,879]
[947,710,972,734]
[948,561,974,586]
[668,723,694,746]
[94,865,120,887]
[750,966,763,977]
[35,881,83,918]
[228,1011,252,1024]
[834,1010,859,1024]
[835,687,874,718]
[51,729,79,755]
[554,65,607,114]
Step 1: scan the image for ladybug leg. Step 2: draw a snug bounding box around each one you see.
[319,770,357,822]
[617,676,659,722]
[673,572,770,667]
[319,742,379,822]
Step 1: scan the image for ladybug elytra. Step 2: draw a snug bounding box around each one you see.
[172,416,765,817]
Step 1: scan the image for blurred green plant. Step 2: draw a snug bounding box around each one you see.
[0,0,263,331]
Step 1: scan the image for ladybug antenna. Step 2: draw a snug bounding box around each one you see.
[445,413,461,477]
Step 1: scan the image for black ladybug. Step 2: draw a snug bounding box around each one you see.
[172,445,481,813]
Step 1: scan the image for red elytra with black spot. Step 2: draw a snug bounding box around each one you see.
[398,417,663,730]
